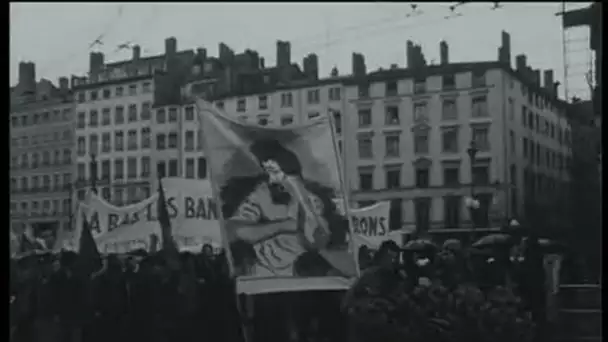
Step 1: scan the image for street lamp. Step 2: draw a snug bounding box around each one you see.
[466,140,480,241]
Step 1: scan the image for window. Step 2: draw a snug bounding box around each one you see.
[140,128,150,148]
[101,160,110,180]
[77,112,86,129]
[508,98,514,121]
[509,130,515,155]
[358,169,373,190]
[529,140,536,163]
[129,84,137,96]
[237,99,246,112]
[414,132,429,154]
[197,130,203,151]
[21,177,29,191]
[157,134,166,150]
[128,104,138,122]
[329,87,341,101]
[444,196,461,228]
[142,82,151,93]
[77,92,86,103]
[523,138,528,158]
[257,115,270,126]
[358,138,373,159]
[168,108,178,122]
[332,111,342,134]
[140,157,150,177]
[258,95,268,110]
[63,150,71,164]
[114,159,124,180]
[414,76,426,94]
[77,137,86,156]
[127,186,138,204]
[42,151,51,166]
[89,110,99,127]
[476,193,492,227]
[528,111,534,129]
[127,130,137,150]
[389,199,403,230]
[308,112,320,120]
[197,157,207,179]
[157,109,166,123]
[32,153,40,168]
[442,75,455,90]
[442,99,457,120]
[115,131,124,151]
[166,159,178,177]
[414,197,431,232]
[281,93,293,107]
[413,102,428,122]
[185,131,195,151]
[415,168,429,188]
[535,113,540,133]
[385,169,401,189]
[185,158,195,178]
[550,123,555,139]
[115,106,125,124]
[102,133,111,153]
[472,126,490,151]
[215,101,224,110]
[141,102,151,120]
[358,84,370,98]
[358,109,372,127]
[101,108,111,126]
[32,175,40,189]
[472,70,486,87]
[115,86,124,97]
[281,115,294,126]
[472,165,490,185]
[185,106,194,121]
[536,144,541,166]
[385,81,398,96]
[102,88,111,99]
[471,96,488,117]
[127,157,137,179]
[385,135,400,157]
[168,133,178,149]
[77,163,86,182]
[307,89,320,104]
[443,165,460,187]
[385,106,399,125]
[441,127,459,153]
[114,188,124,205]
[90,90,98,101]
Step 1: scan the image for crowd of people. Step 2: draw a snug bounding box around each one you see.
[11,232,562,342]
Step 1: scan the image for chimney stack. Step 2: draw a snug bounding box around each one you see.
[276,40,291,67]
[58,77,69,91]
[18,62,36,95]
[260,57,265,69]
[196,48,207,61]
[406,40,415,68]
[500,31,511,67]
[165,37,177,56]
[89,52,105,76]
[515,54,527,72]
[132,45,141,60]
[533,69,541,86]
[352,53,366,77]
[439,41,449,65]
[543,70,554,91]
[303,53,319,81]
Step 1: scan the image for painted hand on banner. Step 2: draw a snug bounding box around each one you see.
[297,204,330,249]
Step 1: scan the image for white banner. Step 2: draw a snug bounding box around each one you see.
[68,178,223,254]
[349,201,401,249]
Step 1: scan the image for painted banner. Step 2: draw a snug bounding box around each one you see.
[349,201,401,250]
[67,178,223,254]
[197,100,358,295]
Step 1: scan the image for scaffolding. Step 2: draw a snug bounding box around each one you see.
[558,2,596,102]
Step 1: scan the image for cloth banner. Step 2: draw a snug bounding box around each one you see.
[64,178,223,254]
[197,100,358,295]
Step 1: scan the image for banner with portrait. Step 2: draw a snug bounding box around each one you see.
[66,178,223,254]
[197,100,358,295]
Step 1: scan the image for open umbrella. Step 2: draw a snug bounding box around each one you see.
[538,238,568,254]
[403,239,437,253]
[472,233,514,248]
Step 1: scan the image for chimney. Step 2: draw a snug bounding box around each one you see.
[553,82,560,96]
[500,31,511,67]
[259,57,265,69]
[18,61,36,94]
[89,52,104,75]
[196,48,207,61]
[132,45,141,60]
[303,53,319,80]
[58,77,69,91]
[406,40,415,68]
[219,43,234,63]
[544,70,554,91]
[515,54,527,72]
[533,69,541,86]
[352,53,366,77]
[439,40,449,65]
[414,45,427,67]
[276,40,291,67]
[164,37,177,56]
[330,66,339,77]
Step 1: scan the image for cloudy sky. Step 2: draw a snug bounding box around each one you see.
[10,2,594,100]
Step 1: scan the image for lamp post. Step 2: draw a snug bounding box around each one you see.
[466,140,479,242]
[89,154,98,194]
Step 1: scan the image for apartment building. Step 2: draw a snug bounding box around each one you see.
[72,37,194,206]
[10,62,75,237]
[342,35,572,236]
